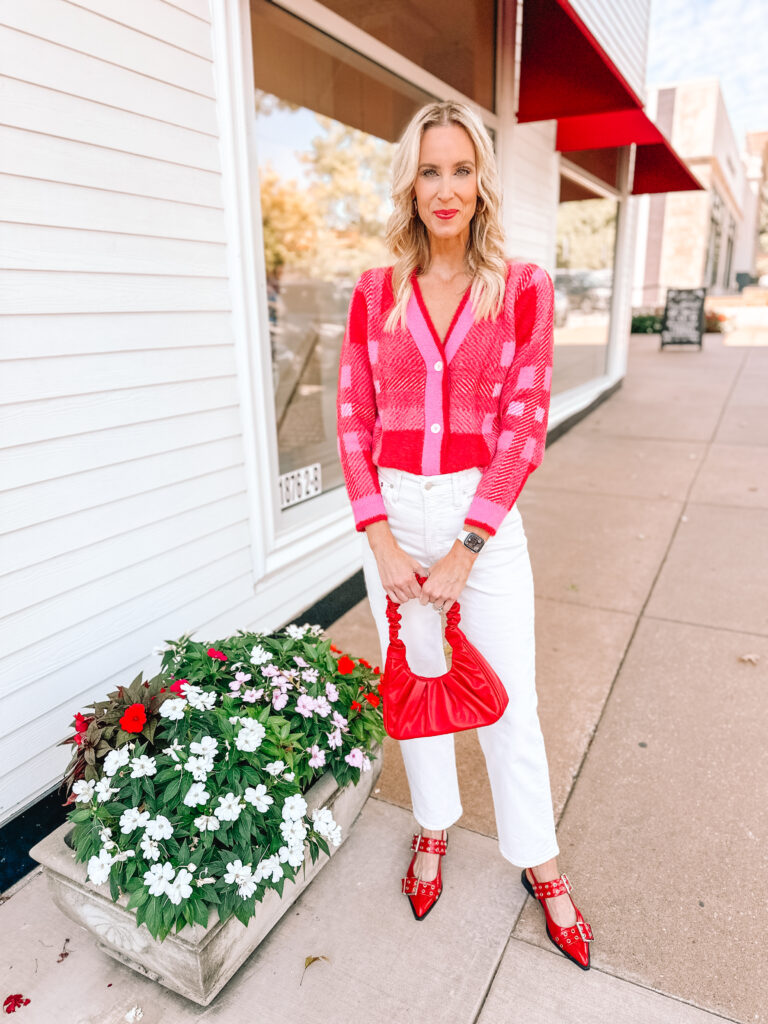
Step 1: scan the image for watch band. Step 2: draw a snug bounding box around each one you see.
[458,528,485,553]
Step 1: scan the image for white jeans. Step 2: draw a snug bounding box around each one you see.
[360,464,560,868]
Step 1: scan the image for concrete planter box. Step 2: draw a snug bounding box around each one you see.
[29,743,383,1006]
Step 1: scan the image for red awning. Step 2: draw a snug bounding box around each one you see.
[556,108,703,194]
[517,0,644,122]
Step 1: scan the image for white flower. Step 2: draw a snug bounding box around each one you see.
[184,754,213,782]
[72,780,96,803]
[224,859,252,885]
[280,818,308,846]
[283,771,295,782]
[279,844,305,868]
[193,813,221,832]
[264,760,285,776]
[143,861,175,897]
[281,794,307,822]
[184,685,217,711]
[236,875,258,899]
[250,643,272,665]
[111,848,136,863]
[311,806,342,847]
[215,792,243,822]
[144,815,173,841]
[130,755,157,778]
[94,777,118,803]
[196,876,216,887]
[139,834,160,862]
[159,697,186,721]
[183,781,209,807]
[166,867,193,905]
[119,807,150,834]
[257,853,283,883]
[103,747,131,777]
[285,623,308,639]
[98,826,115,851]
[244,783,274,813]
[235,719,266,752]
[162,738,184,762]
[87,848,113,885]
[125,1006,144,1023]
[190,736,218,757]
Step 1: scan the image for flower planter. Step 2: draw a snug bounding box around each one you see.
[30,742,382,1006]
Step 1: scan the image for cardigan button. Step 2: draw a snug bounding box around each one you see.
[430,423,441,433]
[434,360,443,371]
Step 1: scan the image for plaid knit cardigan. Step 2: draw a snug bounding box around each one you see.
[336,259,555,536]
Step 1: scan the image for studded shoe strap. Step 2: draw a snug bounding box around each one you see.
[401,874,440,896]
[410,833,448,855]
[530,871,572,899]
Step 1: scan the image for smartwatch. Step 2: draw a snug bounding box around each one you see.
[458,528,485,553]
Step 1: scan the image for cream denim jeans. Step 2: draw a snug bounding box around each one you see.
[360,464,560,868]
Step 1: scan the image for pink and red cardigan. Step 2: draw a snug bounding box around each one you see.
[336,259,555,536]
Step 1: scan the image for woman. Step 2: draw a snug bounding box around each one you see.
[335,100,594,970]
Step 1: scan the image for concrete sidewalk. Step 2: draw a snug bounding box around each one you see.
[3,330,766,1023]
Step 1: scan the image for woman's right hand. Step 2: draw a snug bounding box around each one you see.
[365,523,427,605]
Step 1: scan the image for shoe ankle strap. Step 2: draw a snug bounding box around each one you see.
[411,832,447,855]
[529,871,572,899]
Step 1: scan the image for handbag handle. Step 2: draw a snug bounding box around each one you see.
[385,572,461,645]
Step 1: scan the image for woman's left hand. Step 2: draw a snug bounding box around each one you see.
[418,543,476,613]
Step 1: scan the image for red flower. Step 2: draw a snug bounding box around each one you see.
[330,643,341,653]
[350,700,363,711]
[119,703,147,734]
[373,666,381,674]
[337,655,355,675]
[3,994,31,1013]
[365,692,380,707]
[73,733,83,746]
[358,683,365,692]
[207,647,227,661]
[169,678,188,695]
[74,712,88,734]
[359,658,371,669]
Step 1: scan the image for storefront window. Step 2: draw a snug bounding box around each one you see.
[319,0,497,112]
[553,173,618,393]
[249,0,435,510]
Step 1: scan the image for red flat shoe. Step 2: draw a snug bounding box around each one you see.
[401,830,447,921]
[521,867,594,970]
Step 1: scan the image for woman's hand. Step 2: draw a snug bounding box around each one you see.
[366,523,428,604]
[418,542,477,613]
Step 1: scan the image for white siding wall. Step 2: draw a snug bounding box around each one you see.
[502,122,560,272]
[568,0,650,105]
[0,0,261,824]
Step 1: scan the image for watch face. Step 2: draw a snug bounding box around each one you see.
[464,532,484,552]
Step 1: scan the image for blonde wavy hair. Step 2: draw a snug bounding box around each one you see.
[383,100,508,334]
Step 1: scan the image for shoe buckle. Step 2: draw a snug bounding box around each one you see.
[576,919,593,942]
[561,872,572,894]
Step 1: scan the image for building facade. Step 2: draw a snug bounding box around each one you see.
[632,78,759,307]
[0,0,696,825]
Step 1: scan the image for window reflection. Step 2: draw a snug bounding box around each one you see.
[553,184,618,393]
[250,0,434,500]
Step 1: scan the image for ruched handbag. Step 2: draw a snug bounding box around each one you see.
[379,573,509,740]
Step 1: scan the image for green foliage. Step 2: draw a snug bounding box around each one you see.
[63,623,383,942]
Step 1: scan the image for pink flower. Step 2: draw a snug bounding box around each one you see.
[326,727,342,749]
[272,690,289,711]
[332,710,348,731]
[325,681,339,702]
[295,695,315,718]
[344,747,364,768]
[241,687,263,703]
[307,744,326,768]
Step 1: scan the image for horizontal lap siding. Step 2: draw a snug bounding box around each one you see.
[567,0,650,105]
[0,0,255,823]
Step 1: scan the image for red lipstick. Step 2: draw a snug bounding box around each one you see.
[434,209,458,219]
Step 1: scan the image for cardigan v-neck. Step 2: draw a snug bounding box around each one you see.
[410,271,473,350]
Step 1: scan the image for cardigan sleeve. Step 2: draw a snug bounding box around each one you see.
[463,264,555,536]
[336,272,389,532]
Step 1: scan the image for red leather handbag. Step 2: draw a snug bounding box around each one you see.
[379,574,509,740]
